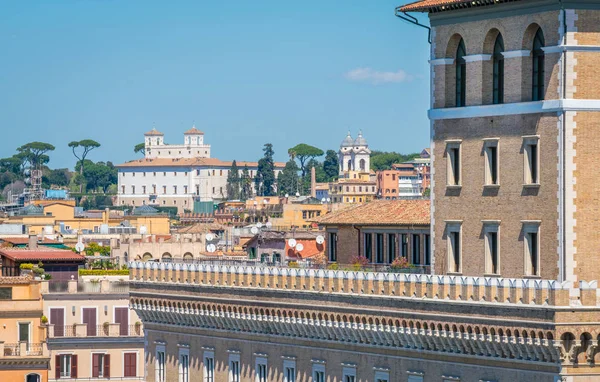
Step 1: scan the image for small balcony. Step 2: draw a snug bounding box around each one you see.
[0,341,48,358]
[47,323,143,339]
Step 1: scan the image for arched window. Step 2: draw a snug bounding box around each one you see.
[26,374,41,382]
[532,28,545,101]
[359,159,366,171]
[456,39,466,107]
[492,34,505,104]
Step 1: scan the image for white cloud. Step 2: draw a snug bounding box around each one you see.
[344,67,412,84]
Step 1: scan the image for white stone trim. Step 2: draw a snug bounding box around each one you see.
[564,112,577,283]
[463,54,491,63]
[501,50,530,58]
[429,99,600,120]
[429,58,454,66]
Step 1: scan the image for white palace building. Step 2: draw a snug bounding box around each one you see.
[116,127,284,213]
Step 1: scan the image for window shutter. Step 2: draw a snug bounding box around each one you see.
[104,354,111,378]
[71,354,78,378]
[92,354,99,377]
[55,355,61,380]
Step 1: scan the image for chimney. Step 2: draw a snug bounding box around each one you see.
[311,166,316,198]
[28,234,38,250]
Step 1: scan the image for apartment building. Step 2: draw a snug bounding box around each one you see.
[0,276,49,382]
[43,279,144,381]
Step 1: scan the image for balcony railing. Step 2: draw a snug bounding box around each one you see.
[44,280,129,294]
[0,342,47,358]
[47,324,143,338]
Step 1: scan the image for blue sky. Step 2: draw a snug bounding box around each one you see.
[0,1,430,169]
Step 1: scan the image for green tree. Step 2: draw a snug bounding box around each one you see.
[226,160,241,200]
[17,142,55,167]
[277,160,300,196]
[288,143,324,178]
[0,156,22,176]
[68,139,101,192]
[134,143,145,156]
[322,150,339,181]
[240,165,253,201]
[301,159,327,194]
[370,151,420,171]
[76,161,117,193]
[43,168,70,188]
[255,143,276,196]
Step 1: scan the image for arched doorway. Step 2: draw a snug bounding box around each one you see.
[26,374,41,382]
[162,252,172,263]
[183,252,194,263]
[142,253,153,262]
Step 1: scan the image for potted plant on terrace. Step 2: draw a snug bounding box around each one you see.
[103,321,110,335]
[135,321,142,335]
[350,256,369,271]
[389,257,415,274]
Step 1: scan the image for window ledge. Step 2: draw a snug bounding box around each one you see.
[523,275,541,279]
[483,184,500,189]
[446,185,462,189]
[523,183,540,188]
[483,273,501,278]
[446,272,463,276]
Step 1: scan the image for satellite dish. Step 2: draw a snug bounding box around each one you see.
[265,222,272,228]
[139,226,147,235]
[321,198,326,203]
[326,198,331,203]
[75,242,84,253]
[288,238,297,248]
[285,193,289,198]
[205,233,214,241]
[316,235,325,244]
[296,243,304,252]
[256,222,263,229]
[251,227,259,235]
[206,244,216,253]
[295,192,300,197]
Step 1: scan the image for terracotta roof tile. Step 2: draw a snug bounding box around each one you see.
[398,0,519,13]
[144,128,164,136]
[184,127,204,135]
[315,199,430,226]
[0,248,86,262]
[0,237,58,245]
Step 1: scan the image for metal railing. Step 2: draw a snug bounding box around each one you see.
[49,324,143,338]
[77,281,101,293]
[27,343,43,356]
[3,343,19,357]
[106,281,129,294]
[48,281,69,293]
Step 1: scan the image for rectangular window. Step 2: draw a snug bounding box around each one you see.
[56,354,77,379]
[204,351,215,382]
[92,353,110,378]
[142,185,146,194]
[483,222,500,275]
[374,370,389,382]
[342,366,356,382]
[255,357,268,382]
[229,353,240,382]
[174,185,178,194]
[376,233,384,263]
[156,346,166,382]
[328,232,337,262]
[283,359,296,382]
[524,222,540,276]
[388,234,396,263]
[124,352,137,377]
[424,234,431,266]
[484,139,499,186]
[412,234,421,265]
[312,363,325,382]
[0,287,12,299]
[408,375,424,382]
[447,222,462,273]
[401,234,408,258]
[163,186,167,194]
[446,141,461,186]
[524,136,540,185]
[364,233,373,261]
[131,186,135,194]
[179,348,190,382]
[184,185,188,194]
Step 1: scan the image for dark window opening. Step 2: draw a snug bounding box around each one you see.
[492,34,505,104]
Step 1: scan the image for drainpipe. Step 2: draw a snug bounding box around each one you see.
[394,8,432,44]
[559,0,567,282]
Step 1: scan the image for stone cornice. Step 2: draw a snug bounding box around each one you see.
[131,298,561,366]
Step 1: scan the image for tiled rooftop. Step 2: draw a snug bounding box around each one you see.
[0,248,86,262]
[315,199,430,226]
[398,0,520,12]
